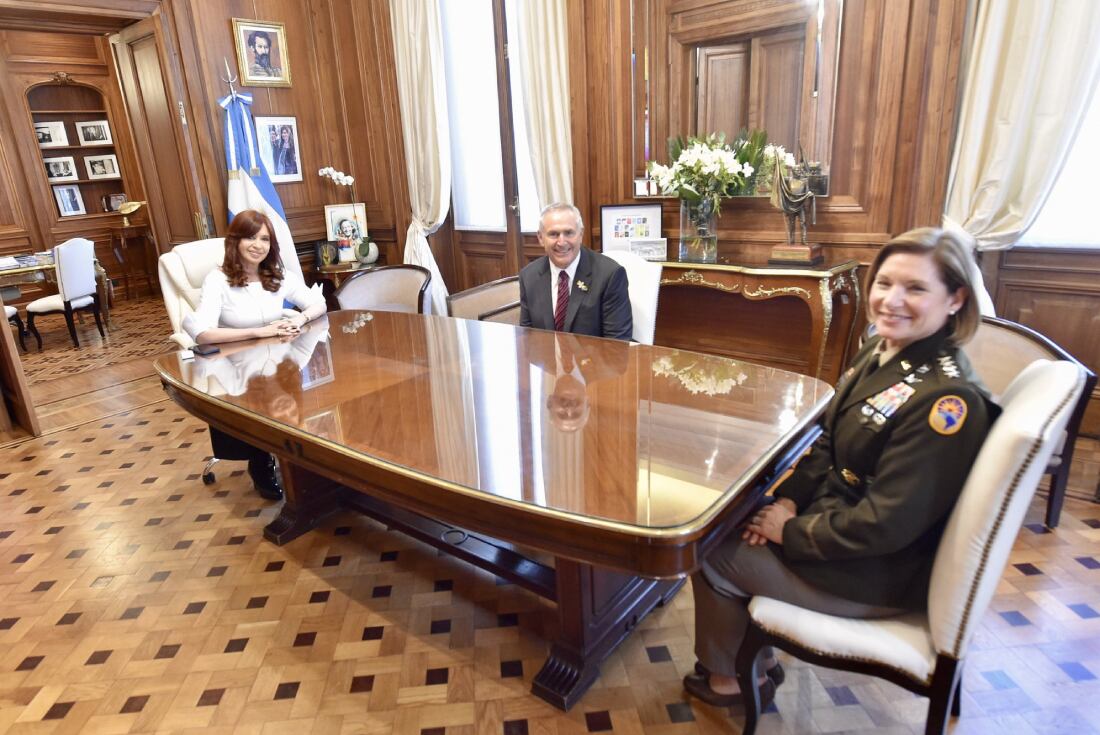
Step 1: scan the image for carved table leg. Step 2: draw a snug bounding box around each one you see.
[263,459,345,544]
[532,558,685,710]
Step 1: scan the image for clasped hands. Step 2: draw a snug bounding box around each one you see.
[742,497,796,546]
[265,315,305,338]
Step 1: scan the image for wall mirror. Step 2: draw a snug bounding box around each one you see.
[631,0,843,197]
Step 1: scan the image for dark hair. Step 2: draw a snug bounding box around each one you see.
[223,210,284,292]
[865,227,979,344]
[247,30,272,49]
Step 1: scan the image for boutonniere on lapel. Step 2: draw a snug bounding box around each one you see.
[576,280,589,292]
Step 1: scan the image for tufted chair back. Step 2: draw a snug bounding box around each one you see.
[158,238,226,348]
[928,359,1085,658]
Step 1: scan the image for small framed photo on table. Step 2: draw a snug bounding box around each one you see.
[600,203,664,259]
[76,120,113,146]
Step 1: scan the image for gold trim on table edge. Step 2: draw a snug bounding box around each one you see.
[744,284,812,299]
[660,270,739,292]
[156,360,833,543]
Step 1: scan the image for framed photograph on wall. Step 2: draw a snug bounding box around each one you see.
[35,121,68,148]
[84,153,121,180]
[53,185,86,217]
[600,204,662,253]
[44,156,78,182]
[233,18,291,87]
[255,116,302,183]
[323,203,368,242]
[75,120,113,146]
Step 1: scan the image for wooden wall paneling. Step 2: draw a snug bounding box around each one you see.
[0,1,159,35]
[567,0,591,225]
[749,28,804,153]
[696,42,750,138]
[994,246,1100,436]
[887,0,967,232]
[452,229,508,290]
[113,16,200,252]
[0,54,36,253]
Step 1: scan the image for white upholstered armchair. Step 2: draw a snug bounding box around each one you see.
[734,359,1087,735]
[158,238,225,349]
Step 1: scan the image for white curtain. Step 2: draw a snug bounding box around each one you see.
[943,0,1100,315]
[514,0,574,206]
[390,0,452,315]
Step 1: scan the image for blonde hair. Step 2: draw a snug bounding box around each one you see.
[865,227,980,344]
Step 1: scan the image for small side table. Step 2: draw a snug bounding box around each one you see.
[110,224,157,300]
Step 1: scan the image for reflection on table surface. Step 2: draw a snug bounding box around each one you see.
[155,311,832,533]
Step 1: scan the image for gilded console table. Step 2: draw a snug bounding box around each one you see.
[657,259,861,383]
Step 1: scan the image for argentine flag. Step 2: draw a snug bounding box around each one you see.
[219,91,302,280]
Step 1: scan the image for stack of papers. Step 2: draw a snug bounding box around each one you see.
[0,256,18,270]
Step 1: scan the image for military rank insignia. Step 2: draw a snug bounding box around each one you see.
[929,395,968,435]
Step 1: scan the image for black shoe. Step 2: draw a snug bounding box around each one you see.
[695,660,785,687]
[247,457,283,500]
[683,671,776,709]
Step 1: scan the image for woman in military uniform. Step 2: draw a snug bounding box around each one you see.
[685,227,999,709]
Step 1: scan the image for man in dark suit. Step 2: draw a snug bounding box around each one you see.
[519,203,632,340]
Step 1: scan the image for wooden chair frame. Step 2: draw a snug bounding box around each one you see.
[333,264,431,314]
[968,316,1096,527]
[445,275,519,319]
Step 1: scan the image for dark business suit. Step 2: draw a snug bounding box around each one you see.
[519,247,633,341]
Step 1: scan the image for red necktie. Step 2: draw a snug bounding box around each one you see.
[554,271,569,331]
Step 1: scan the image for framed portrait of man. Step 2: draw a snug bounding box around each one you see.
[232,18,291,87]
[255,116,302,183]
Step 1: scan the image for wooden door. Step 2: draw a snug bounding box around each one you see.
[111,15,213,253]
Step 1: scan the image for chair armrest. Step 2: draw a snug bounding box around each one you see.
[170,332,196,349]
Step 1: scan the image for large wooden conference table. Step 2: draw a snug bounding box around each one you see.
[155,311,833,709]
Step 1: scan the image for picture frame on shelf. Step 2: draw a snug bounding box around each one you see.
[35,121,68,148]
[53,185,85,217]
[75,119,113,146]
[600,203,662,253]
[102,193,128,212]
[255,116,302,183]
[85,153,121,180]
[44,156,78,182]
[233,18,291,87]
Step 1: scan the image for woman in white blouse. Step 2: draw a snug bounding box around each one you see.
[184,209,326,499]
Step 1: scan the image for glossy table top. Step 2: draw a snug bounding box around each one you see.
[155,311,832,536]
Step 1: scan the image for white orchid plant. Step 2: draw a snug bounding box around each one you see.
[318,166,354,187]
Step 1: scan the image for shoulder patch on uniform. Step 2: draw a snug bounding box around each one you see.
[929,395,968,435]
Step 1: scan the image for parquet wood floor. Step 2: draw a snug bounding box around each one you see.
[1,386,1098,732]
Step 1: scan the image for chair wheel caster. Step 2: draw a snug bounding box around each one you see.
[202,472,215,485]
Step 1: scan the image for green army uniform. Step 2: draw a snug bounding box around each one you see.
[775,326,999,610]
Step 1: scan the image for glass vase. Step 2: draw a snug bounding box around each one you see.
[678,199,718,263]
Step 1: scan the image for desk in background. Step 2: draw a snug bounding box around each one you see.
[656,258,861,383]
[156,312,832,709]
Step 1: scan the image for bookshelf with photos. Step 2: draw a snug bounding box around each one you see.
[29,83,129,219]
